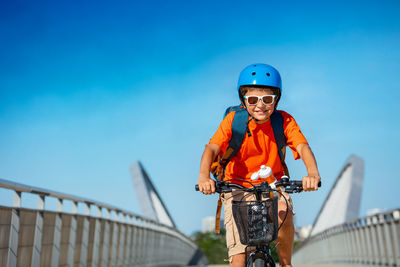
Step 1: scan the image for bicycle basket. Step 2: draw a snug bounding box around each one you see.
[232,197,278,246]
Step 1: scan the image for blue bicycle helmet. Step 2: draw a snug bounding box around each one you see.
[237,63,282,105]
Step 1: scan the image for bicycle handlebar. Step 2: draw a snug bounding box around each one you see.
[195,178,321,194]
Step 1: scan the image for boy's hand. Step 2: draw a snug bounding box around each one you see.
[198,175,216,195]
[302,175,321,191]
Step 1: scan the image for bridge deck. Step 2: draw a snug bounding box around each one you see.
[209,265,368,267]
[294,265,366,267]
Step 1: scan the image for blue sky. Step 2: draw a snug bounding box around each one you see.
[1,0,399,235]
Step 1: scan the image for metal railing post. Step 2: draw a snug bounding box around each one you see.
[48,198,63,267]
[117,212,126,266]
[377,214,387,265]
[358,219,368,265]
[5,191,21,267]
[30,195,45,267]
[66,201,78,267]
[109,212,118,267]
[365,217,375,264]
[100,209,111,267]
[89,205,101,267]
[123,215,132,267]
[391,210,400,266]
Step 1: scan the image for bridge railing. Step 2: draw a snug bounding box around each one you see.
[293,209,400,266]
[0,178,206,267]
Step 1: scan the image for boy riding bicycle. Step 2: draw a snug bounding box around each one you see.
[198,63,320,267]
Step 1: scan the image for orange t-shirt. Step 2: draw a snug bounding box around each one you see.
[209,110,308,186]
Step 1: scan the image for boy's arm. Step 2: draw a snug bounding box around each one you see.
[198,143,221,195]
[296,143,321,191]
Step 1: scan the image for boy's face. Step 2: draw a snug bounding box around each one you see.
[244,88,276,123]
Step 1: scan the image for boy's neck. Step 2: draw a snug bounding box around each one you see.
[252,117,270,124]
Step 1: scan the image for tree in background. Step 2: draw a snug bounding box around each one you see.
[193,229,228,264]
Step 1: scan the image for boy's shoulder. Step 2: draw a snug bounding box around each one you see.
[220,109,236,124]
[220,105,244,125]
[276,109,295,121]
[276,109,289,116]
[223,105,245,118]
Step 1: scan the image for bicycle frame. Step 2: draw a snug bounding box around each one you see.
[195,177,320,267]
[242,184,278,267]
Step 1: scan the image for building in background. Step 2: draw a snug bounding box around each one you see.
[202,216,224,233]
[295,225,312,242]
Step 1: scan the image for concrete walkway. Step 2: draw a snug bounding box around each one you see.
[209,265,367,267]
[294,265,366,267]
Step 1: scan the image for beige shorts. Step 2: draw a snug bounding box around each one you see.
[221,190,294,261]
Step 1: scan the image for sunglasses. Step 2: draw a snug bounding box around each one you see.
[244,95,277,105]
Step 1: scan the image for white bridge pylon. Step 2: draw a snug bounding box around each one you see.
[310,155,364,237]
[130,162,176,228]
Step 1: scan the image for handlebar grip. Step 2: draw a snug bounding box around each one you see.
[297,180,321,187]
[195,184,199,191]
[292,180,321,187]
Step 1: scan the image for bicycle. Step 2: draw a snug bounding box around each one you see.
[195,176,321,267]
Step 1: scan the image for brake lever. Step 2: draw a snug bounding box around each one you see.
[284,185,303,194]
[215,180,232,193]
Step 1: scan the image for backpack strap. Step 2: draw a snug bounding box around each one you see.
[219,107,249,170]
[270,110,290,177]
[215,195,223,234]
[214,106,249,233]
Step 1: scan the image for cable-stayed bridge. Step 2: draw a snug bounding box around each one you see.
[293,155,399,266]
[0,155,398,266]
[0,171,207,267]
[293,209,400,266]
